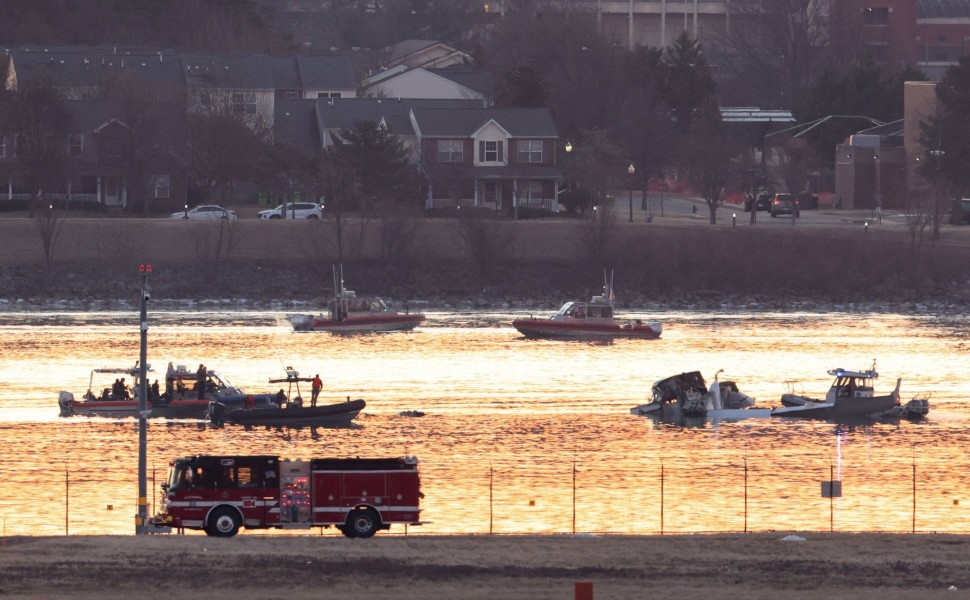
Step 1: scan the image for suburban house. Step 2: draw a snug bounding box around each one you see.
[2,46,357,211]
[378,39,471,70]
[361,66,493,105]
[411,107,563,212]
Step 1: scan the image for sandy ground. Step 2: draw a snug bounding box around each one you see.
[1,533,968,599]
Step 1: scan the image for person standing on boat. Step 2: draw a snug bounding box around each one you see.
[311,374,323,407]
[196,364,207,400]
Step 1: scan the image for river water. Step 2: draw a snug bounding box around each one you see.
[1,308,969,536]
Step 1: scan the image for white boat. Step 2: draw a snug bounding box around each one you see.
[513,271,662,340]
[772,362,927,422]
[631,370,770,425]
[289,265,425,333]
[58,362,277,419]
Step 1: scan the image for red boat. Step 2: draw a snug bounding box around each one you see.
[290,266,425,333]
[512,273,662,340]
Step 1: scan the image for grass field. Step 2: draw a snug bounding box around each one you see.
[1,533,967,599]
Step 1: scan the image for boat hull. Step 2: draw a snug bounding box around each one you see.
[64,394,277,419]
[209,399,366,427]
[291,314,425,333]
[512,319,662,339]
[772,393,899,420]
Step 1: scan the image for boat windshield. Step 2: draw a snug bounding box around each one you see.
[554,302,577,317]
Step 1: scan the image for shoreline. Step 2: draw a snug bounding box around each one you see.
[1,533,967,599]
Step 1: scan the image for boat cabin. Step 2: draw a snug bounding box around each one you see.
[826,368,877,402]
[329,290,393,321]
[553,300,614,321]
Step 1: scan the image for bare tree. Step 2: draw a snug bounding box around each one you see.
[188,219,246,278]
[34,201,62,270]
[453,211,518,289]
[575,204,619,271]
[676,118,741,224]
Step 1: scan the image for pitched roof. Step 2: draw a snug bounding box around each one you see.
[411,107,559,137]
[296,55,357,90]
[274,99,320,152]
[314,97,482,136]
[7,45,184,88]
[918,0,970,19]
[427,68,494,96]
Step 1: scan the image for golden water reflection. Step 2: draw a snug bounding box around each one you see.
[0,310,968,536]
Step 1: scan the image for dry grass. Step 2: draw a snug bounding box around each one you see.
[1,534,968,599]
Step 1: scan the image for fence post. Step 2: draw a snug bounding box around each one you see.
[65,467,69,536]
[912,450,917,534]
[572,460,577,535]
[489,463,493,535]
[575,580,593,600]
[743,455,749,533]
[829,461,834,533]
[660,459,665,535]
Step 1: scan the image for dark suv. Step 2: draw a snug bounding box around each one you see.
[950,198,970,225]
[769,193,798,217]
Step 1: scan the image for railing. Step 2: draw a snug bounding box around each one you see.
[1,455,963,537]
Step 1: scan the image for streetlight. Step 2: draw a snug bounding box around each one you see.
[874,151,882,225]
[183,203,188,219]
[627,163,635,222]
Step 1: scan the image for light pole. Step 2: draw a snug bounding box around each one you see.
[874,151,882,225]
[627,163,635,222]
[136,264,151,534]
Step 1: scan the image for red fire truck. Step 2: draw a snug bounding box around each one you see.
[153,454,423,537]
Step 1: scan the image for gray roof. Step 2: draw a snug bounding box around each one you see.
[8,45,184,88]
[856,119,905,144]
[275,100,320,153]
[918,0,970,18]
[315,97,482,135]
[428,68,494,96]
[8,46,358,93]
[411,107,559,137]
[296,55,357,90]
[384,40,442,63]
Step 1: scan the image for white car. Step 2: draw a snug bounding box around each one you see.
[258,202,323,219]
[171,205,238,220]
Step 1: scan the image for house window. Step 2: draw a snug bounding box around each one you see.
[483,140,498,162]
[862,7,889,26]
[317,92,342,98]
[104,137,122,160]
[285,91,301,100]
[517,140,543,163]
[437,140,464,163]
[68,134,83,157]
[232,92,257,115]
[0,135,5,158]
[153,175,171,199]
[199,92,211,107]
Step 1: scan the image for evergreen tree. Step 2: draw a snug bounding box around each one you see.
[660,32,717,133]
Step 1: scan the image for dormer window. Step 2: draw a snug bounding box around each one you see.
[483,140,499,162]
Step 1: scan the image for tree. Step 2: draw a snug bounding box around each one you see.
[328,119,416,204]
[933,56,970,199]
[103,72,186,215]
[0,79,72,217]
[569,128,630,211]
[676,117,740,224]
[494,65,548,108]
[259,141,320,217]
[660,32,717,134]
[186,111,266,205]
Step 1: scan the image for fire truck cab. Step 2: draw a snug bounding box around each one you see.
[154,454,422,538]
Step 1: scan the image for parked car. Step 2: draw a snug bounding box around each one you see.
[950,198,970,225]
[744,190,771,212]
[257,202,323,219]
[170,205,238,220]
[769,193,798,217]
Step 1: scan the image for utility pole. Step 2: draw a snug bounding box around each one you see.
[136,264,151,534]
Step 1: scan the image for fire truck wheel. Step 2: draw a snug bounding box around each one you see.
[206,507,241,537]
[346,508,380,538]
